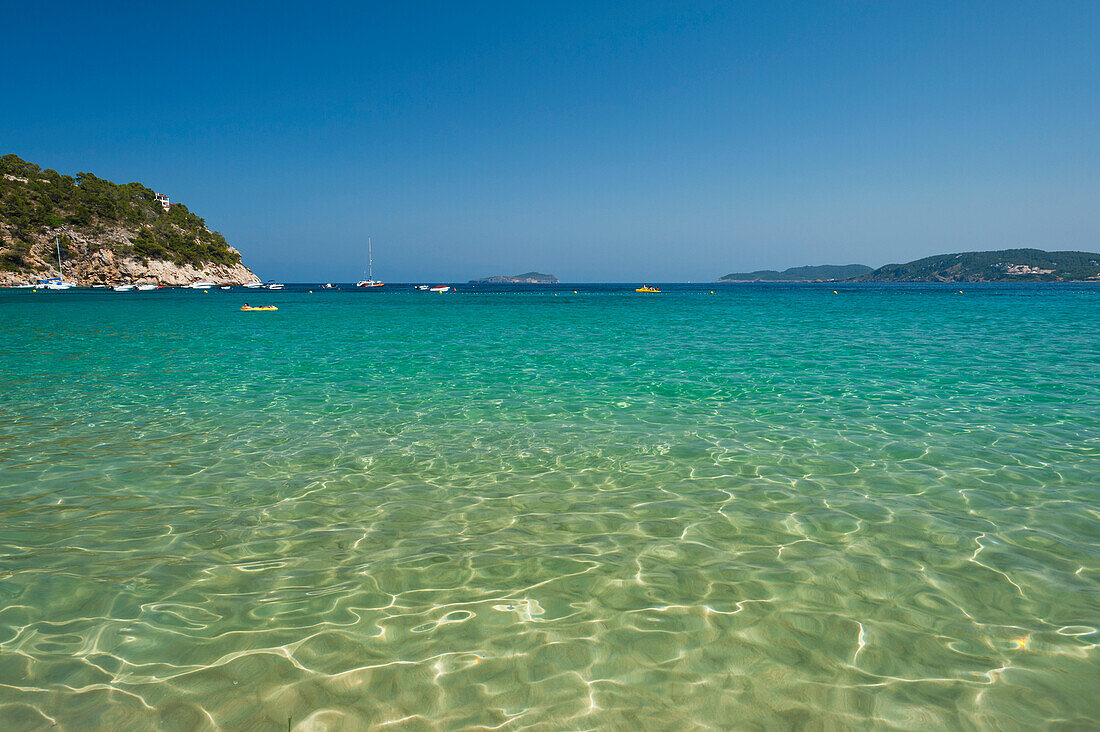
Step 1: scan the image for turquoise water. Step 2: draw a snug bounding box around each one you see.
[1,284,1097,729]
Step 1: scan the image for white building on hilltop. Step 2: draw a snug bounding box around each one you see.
[155,193,170,211]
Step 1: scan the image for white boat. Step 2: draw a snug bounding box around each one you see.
[41,239,78,289]
[113,284,135,292]
[38,278,72,290]
[136,284,158,291]
[322,283,336,289]
[243,282,263,289]
[220,286,231,290]
[356,238,385,287]
[415,285,430,290]
[429,285,451,293]
[265,281,285,290]
[188,281,216,289]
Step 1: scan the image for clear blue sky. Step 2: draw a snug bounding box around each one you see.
[4,1,1097,281]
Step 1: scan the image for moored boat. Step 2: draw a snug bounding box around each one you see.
[356,238,385,287]
[40,239,77,289]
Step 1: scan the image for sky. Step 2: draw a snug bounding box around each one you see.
[3,1,1098,281]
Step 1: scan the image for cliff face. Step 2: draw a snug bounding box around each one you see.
[1,153,260,286]
[0,225,259,286]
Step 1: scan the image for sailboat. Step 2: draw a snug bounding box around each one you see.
[356,238,385,287]
[39,237,77,289]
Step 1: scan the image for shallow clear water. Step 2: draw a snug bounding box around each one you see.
[0,283,1097,729]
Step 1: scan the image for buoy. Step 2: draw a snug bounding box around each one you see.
[204,290,208,293]
[309,290,312,293]
[710,291,714,294]
[574,291,577,294]
[958,290,963,294]
[833,290,838,294]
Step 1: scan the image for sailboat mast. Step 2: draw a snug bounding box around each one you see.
[368,237,373,280]
[56,237,64,281]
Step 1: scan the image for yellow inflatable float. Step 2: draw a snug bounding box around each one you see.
[240,305,278,311]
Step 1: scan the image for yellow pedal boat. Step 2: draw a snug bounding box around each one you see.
[241,305,278,311]
[635,285,661,293]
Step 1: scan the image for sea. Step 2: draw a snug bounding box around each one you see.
[0,282,1097,729]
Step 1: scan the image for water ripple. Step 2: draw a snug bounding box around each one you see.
[0,285,1097,728]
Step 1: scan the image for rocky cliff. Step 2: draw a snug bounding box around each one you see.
[0,225,258,286]
[1,154,260,286]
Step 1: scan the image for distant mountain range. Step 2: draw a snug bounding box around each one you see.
[854,249,1100,282]
[721,250,1100,283]
[470,271,558,283]
[719,264,871,282]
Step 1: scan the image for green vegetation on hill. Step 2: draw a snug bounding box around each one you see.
[0,153,239,271]
[719,264,872,281]
[856,249,1100,282]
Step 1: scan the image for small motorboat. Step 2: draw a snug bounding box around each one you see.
[136,284,159,291]
[240,305,278,311]
[243,282,263,289]
[415,285,430,290]
[188,281,215,289]
[429,285,451,293]
[322,283,336,289]
[113,284,135,292]
[265,281,285,290]
[220,286,231,290]
[635,285,661,293]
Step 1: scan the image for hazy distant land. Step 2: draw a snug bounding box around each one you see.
[721,250,1100,283]
[719,264,871,282]
[470,272,559,283]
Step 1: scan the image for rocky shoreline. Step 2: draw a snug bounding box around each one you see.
[0,226,259,287]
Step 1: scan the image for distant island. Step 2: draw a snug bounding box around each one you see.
[470,271,559,283]
[719,264,872,282]
[720,250,1100,283]
[0,153,259,286]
